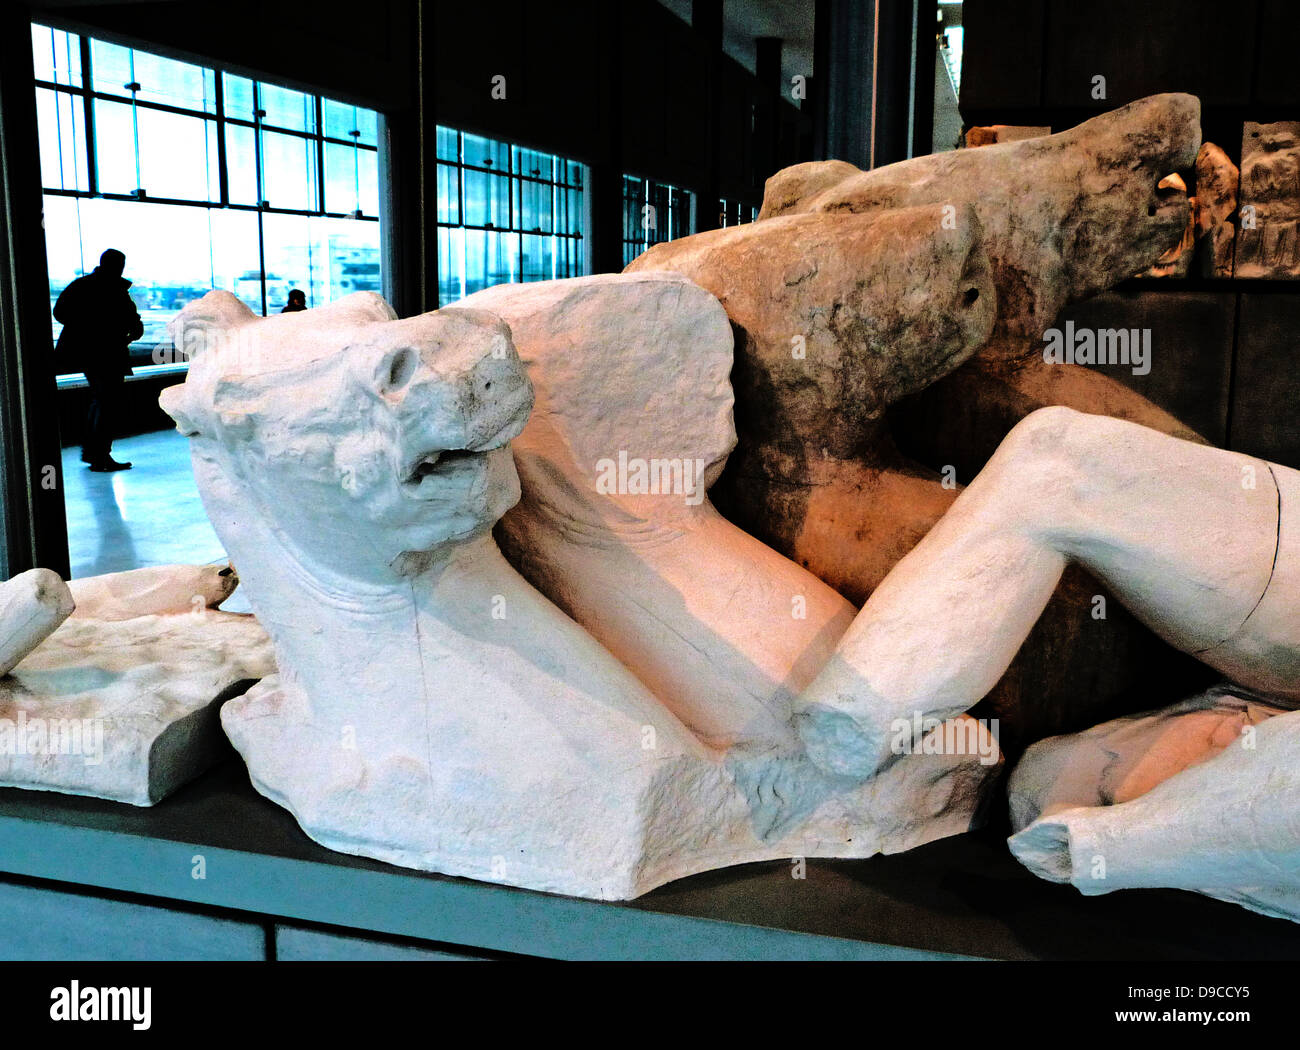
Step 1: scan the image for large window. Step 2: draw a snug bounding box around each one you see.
[717,198,758,228]
[623,176,694,267]
[32,24,383,367]
[436,126,586,304]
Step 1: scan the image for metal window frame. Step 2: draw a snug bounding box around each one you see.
[433,125,586,304]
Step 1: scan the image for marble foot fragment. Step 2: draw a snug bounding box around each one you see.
[1008,687,1300,922]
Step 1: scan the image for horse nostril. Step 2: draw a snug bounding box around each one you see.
[382,347,418,394]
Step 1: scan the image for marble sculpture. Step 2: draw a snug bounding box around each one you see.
[0,564,274,805]
[162,288,999,900]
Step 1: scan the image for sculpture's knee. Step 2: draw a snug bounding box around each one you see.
[979,406,1099,532]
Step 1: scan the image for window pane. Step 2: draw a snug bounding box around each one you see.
[438,226,465,303]
[207,208,263,314]
[322,99,376,146]
[91,100,138,194]
[135,108,220,201]
[437,163,459,224]
[224,124,259,205]
[35,87,88,191]
[259,82,315,132]
[463,229,515,296]
[222,73,256,122]
[521,233,552,282]
[96,100,221,202]
[436,126,459,162]
[461,133,509,171]
[516,177,552,233]
[512,146,552,182]
[261,129,319,211]
[31,25,82,87]
[91,40,216,112]
[463,168,509,228]
[325,142,377,216]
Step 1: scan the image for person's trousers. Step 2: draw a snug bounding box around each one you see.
[82,369,124,464]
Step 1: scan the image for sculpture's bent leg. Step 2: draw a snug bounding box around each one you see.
[797,405,1296,778]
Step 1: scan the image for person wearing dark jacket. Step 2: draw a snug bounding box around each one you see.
[53,249,143,471]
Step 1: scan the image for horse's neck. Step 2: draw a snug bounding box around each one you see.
[215,497,500,730]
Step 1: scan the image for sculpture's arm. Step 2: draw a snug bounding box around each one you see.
[796,405,1298,778]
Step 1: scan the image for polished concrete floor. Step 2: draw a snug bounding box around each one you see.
[61,429,252,609]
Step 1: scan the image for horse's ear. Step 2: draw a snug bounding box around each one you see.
[168,291,256,362]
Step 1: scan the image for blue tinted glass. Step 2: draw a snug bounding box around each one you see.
[36,88,88,191]
[438,226,465,303]
[31,25,82,87]
[516,177,552,233]
[521,233,552,282]
[92,40,215,112]
[437,163,459,224]
[224,124,259,204]
[463,168,510,228]
[260,82,315,132]
[222,73,256,121]
[436,126,459,162]
[512,146,552,182]
[322,99,377,146]
[462,133,509,170]
[325,141,378,216]
[261,130,319,210]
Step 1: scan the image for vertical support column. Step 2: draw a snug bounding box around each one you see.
[754,36,783,192]
[0,0,70,580]
[589,0,625,273]
[693,0,723,232]
[813,0,919,169]
[381,0,437,316]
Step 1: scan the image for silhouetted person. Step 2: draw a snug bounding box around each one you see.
[281,288,307,313]
[53,249,142,472]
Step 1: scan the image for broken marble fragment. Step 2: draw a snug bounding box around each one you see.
[0,602,273,805]
[67,562,238,621]
[0,569,73,677]
[1009,687,1300,923]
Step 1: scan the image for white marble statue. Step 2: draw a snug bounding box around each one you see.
[161,287,998,900]
[0,564,274,805]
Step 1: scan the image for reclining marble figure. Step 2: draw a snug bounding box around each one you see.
[161,288,1000,900]
[626,91,1215,753]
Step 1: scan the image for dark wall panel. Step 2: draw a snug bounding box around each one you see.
[1042,0,1257,109]
[1056,290,1236,447]
[1233,293,1300,469]
[958,0,1043,112]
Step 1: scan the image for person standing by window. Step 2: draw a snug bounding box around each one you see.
[280,288,307,313]
[53,248,142,472]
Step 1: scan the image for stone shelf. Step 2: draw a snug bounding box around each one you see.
[1,759,1298,960]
